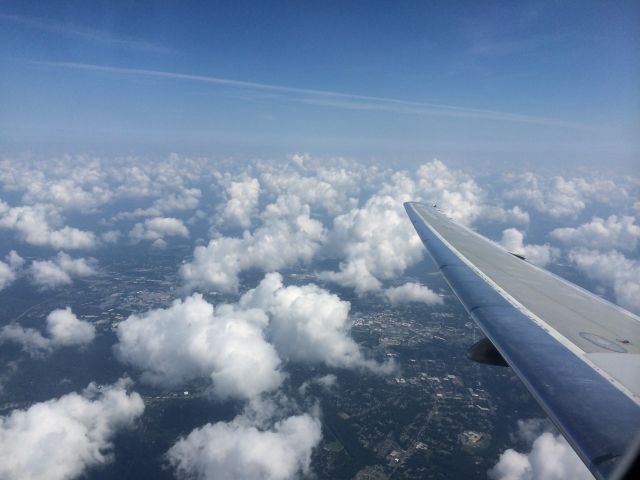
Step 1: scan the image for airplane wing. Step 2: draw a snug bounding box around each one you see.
[405,202,640,480]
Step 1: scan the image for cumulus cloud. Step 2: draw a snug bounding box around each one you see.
[321,160,515,294]
[240,273,392,373]
[259,164,358,217]
[504,173,626,218]
[0,200,97,249]
[115,186,202,220]
[489,419,592,480]
[0,378,144,480]
[385,282,444,305]
[116,273,390,397]
[321,194,424,294]
[218,177,261,229]
[481,205,531,225]
[21,178,113,213]
[413,160,486,224]
[129,217,189,243]
[551,215,640,252]
[46,307,96,346]
[30,252,98,289]
[114,293,284,399]
[499,228,559,267]
[167,401,321,480]
[568,248,640,314]
[183,158,538,296]
[0,307,95,357]
[0,250,23,290]
[181,207,324,292]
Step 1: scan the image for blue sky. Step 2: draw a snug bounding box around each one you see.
[1,1,638,168]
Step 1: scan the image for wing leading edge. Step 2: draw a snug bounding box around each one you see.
[405,202,640,480]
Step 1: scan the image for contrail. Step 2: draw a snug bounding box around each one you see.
[34,60,590,129]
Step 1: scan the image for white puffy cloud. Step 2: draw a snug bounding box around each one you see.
[385,282,444,305]
[0,307,95,357]
[116,273,390,397]
[21,178,113,213]
[167,403,321,480]
[0,156,113,214]
[489,419,592,480]
[0,201,97,250]
[145,187,201,214]
[30,253,98,289]
[114,293,284,399]
[183,158,538,296]
[504,173,626,218]
[551,215,640,252]
[321,160,516,294]
[321,194,424,294]
[240,273,391,373]
[259,167,358,217]
[1,155,213,234]
[481,205,531,225]
[129,217,189,243]
[567,248,640,313]
[115,187,202,220]
[413,160,486,225]
[0,378,144,480]
[46,307,96,346]
[499,229,559,267]
[218,177,261,229]
[181,207,324,292]
[0,250,23,290]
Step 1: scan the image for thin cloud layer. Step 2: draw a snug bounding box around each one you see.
[39,60,590,128]
[0,378,144,480]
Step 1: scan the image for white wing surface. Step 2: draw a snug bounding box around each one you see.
[405,202,640,480]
